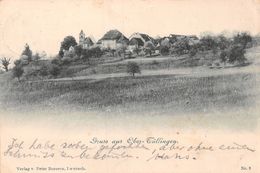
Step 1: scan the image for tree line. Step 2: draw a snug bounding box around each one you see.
[0,31,255,81]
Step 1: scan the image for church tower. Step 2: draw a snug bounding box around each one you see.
[79,30,85,46]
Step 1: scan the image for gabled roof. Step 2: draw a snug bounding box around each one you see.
[129,38,144,46]
[117,35,129,44]
[139,33,153,42]
[99,29,128,42]
[84,37,94,45]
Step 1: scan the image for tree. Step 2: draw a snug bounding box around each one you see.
[1,57,11,72]
[14,59,22,66]
[91,47,103,58]
[12,65,24,81]
[133,46,141,56]
[219,50,228,63]
[199,35,217,51]
[22,44,33,62]
[216,34,230,50]
[32,53,41,61]
[126,62,141,77]
[159,38,170,55]
[74,45,83,57]
[160,46,169,56]
[59,36,77,57]
[233,32,252,48]
[144,41,155,56]
[172,39,190,55]
[228,44,246,64]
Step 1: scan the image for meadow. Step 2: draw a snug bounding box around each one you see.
[0,70,257,116]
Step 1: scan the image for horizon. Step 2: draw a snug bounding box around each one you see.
[0,0,259,59]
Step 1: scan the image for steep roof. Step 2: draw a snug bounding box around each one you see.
[84,37,94,45]
[99,29,128,42]
[140,33,154,42]
[117,35,129,44]
[129,38,144,46]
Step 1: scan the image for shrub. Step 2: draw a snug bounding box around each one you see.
[172,39,190,55]
[126,62,141,77]
[144,41,155,56]
[160,46,169,56]
[91,47,103,58]
[49,65,61,77]
[32,53,41,61]
[233,32,252,48]
[219,50,228,63]
[13,65,24,81]
[199,35,217,51]
[14,59,22,66]
[189,47,198,58]
[51,58,62,66]
[39,65,49,76]
[219,44,247,64]
[62,57,72,65]
[228,44,246,63]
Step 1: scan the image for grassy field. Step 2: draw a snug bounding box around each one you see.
[0,46,259,131]
[0,71,257,116]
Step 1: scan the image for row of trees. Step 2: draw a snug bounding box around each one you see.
[0,32,254,81]
[158,32,253,65]
[7,44,60,81]
[55,32,253,65]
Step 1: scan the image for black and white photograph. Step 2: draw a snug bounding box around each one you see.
[0,0,259,173]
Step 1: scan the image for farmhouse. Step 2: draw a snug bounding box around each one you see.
[97,29,129,49]
[79,30,94,49]
[128,32,155,50]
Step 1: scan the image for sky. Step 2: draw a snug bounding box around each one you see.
[0,0,259,59]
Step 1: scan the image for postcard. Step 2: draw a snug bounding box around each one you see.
[0,0,260,173]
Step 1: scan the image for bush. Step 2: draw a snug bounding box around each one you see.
[172,39,190,55]
[13,65,24,81]
[49,65,61,77]
[233,32,252,48]
[160,46,169,56]
[199,35,217,51]
[51,58,62,66]
[228,44,246,63]
[14,59,22,66]
[189,47,198,58]
[219,50,228,63]
[62,57,72,65]
[39,65,49,76]
[126,62,141,77]
[90,47,103,58]
[218,44,247,64]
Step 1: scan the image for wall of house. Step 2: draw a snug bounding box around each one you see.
[82,42,91,49]
[101,40,117,49]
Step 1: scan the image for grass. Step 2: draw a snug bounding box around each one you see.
[0,71,256,116]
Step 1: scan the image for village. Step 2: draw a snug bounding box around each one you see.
[0,28,259,117]
[67,29,200,58]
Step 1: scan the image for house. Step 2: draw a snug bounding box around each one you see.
[97,29,129,49]
[79,30,94,49]
[128,33,155,50]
